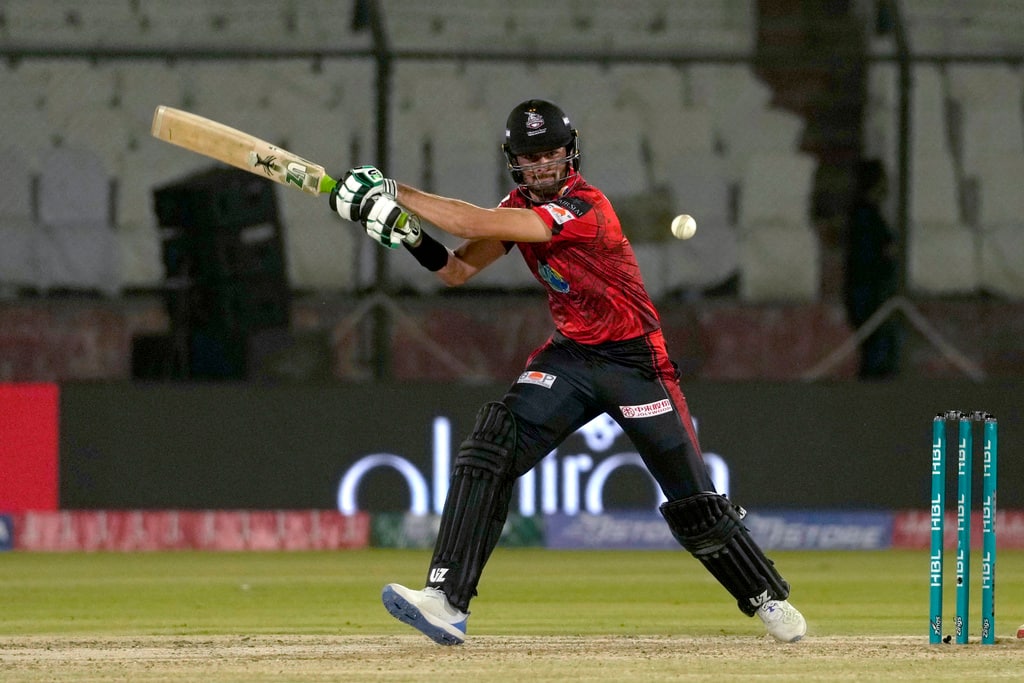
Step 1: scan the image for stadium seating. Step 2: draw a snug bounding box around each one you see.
[1,0,1021,304]
[0,146,40,293]
[36,147,120,294]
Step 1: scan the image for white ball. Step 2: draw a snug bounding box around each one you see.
[671,214,697,240]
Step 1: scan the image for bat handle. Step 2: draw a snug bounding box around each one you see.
[319,174,338,195]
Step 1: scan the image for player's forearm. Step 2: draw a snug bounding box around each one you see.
[396,183,494,238]
[397,183,548,242]
[434,254,478,287]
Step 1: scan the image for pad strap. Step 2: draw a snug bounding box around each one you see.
[426,402,516,611]
[661,492,790,616]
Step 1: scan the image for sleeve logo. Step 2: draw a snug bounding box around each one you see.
[541,203,577,225]
[541,196,591,224]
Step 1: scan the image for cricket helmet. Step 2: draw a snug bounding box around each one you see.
[502,99,581,186]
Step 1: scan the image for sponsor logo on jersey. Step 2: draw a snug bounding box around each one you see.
[541,197,591,225]
[542,202,577,225]
[620,399,673,418]
[554,196,591,217]
[517,370,557,388]
[537,262,570,293]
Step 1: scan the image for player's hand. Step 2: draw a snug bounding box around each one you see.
[328,165,397,222]
[361,194,422,249]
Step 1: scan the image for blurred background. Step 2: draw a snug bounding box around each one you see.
[1,1,1023,543]
[1,0,1022,382]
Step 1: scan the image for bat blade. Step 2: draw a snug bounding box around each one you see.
[150,105,337,196]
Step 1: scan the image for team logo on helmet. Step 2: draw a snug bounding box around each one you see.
[525,111,546,136]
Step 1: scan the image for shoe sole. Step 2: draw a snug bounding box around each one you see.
[382,585,465,646]
[758,603,807,643]
[769,624,807,643]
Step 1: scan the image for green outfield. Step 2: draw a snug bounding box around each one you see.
[2,549,1023,680]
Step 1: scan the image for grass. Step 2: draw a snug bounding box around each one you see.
[0,549,1021,637]
[1,549,1023,680]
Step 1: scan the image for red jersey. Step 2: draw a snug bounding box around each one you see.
[500,175,660,345]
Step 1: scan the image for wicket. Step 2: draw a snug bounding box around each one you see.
[929,410,998,645]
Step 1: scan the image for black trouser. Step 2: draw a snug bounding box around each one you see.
[427,329,716,611]
[503,330,713,499]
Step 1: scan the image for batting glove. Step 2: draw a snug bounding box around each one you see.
[361,194,422,249]
[329,165,398,222]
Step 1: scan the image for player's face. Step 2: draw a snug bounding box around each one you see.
[516,146,570,200]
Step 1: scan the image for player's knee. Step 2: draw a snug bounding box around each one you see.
[660,491,745,555]
[454,401,517,477]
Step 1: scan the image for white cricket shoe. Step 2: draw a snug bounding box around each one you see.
[757,599,807,642]
[381,583,468,645]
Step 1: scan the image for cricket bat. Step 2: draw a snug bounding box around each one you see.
[150,105,337,196]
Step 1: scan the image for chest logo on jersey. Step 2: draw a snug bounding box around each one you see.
[620,399,673,419]
[517,370,557,389]
[538,262,570,293]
